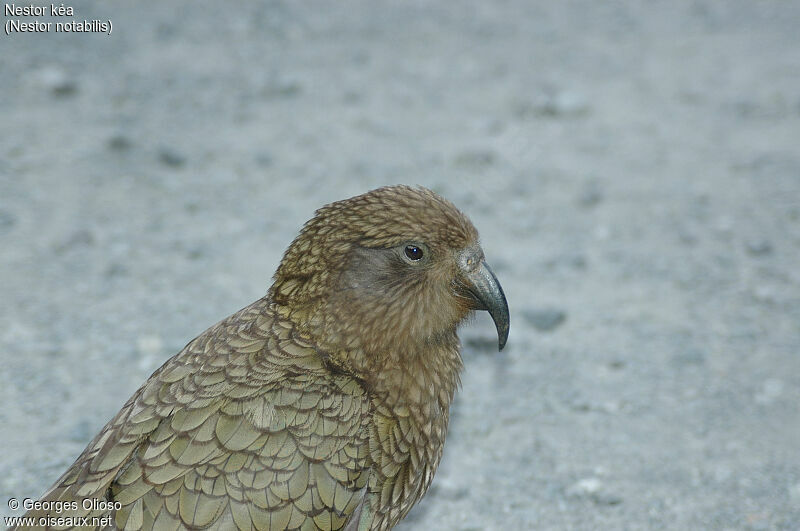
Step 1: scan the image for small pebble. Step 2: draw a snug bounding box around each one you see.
[745,240,773,256]
[186,246,205,260]
[567,477,623,505]
[36,66,77,97]
[608,359,626,370]
[548,90,590,116]
[464,336,499,352]
[578,181,603,207]
[108,134,133,152]
[55,229,95,253]
[569,399,623,415]
[0,210,16,229]
[254,152,274,167]
[752,285,776,303]
[158,147,186,167]
[523,307,566,332]
[262,80,303,99]
[518,90,591,118]
[569,477,602,496]
[105,262,128,278]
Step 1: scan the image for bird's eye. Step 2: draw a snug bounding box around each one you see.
[404,245,424,261]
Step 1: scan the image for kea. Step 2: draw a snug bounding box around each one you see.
[17,185,509,531]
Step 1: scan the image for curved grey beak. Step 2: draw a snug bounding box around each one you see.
[463,260,510,351]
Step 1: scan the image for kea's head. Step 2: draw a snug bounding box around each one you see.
[270,185,509,361]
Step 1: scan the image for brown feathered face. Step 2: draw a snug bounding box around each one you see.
[270,185,509,360]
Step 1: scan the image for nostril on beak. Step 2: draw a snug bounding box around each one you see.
[459,248,484,273]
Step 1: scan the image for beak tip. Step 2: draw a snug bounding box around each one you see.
[497,323,509,351]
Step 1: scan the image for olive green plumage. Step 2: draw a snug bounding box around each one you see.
[19,185,509,530]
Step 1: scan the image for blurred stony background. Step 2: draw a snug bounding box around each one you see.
[2,1,800,529]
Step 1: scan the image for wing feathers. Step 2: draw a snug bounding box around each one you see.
[23,299,371,531]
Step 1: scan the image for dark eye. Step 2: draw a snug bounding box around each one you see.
[404,245,424,261]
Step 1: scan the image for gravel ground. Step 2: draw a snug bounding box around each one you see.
[2,1,800,529]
